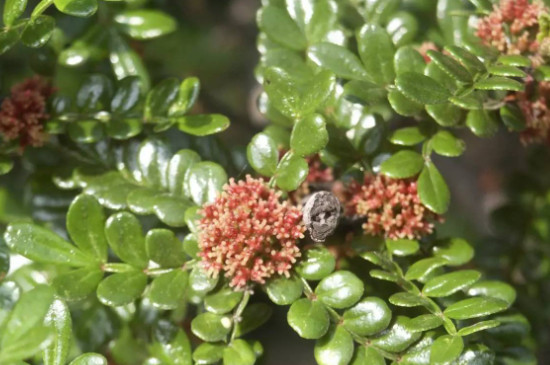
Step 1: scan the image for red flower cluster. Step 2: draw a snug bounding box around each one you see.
[0,77,53,149]
[198,176,305,289]
[517,80,550,143]
[345,175,440,240]
[289,154,334,204]
[476,0,546,59]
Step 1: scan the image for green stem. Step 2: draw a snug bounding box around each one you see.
[229,290,251,342]
[102,263,134,273]
[31,0,54,19]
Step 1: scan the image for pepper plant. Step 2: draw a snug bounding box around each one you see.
[0,0,548,364]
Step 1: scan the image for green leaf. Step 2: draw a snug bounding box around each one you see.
[458,320,500,336]
[191,313,232,342]
[308,42,370,81]
[69,353,108,365]
[21,15,54,48]
[296,245,335,280]
[0,156,14,175]
[314,325,354,365]
[497,55,531,67]
[467,280,516,305]
[500,104,526,131]
[168,77,200,116]
[364,0,400,23]
[351,346,385,365]
[466,109,498,137]
[389,292,429,307]
[0,325,53,363]
[96,270,147,307]
[258,6,306,51]
[433,238,473,266]
[444,297,510,320]
[115,10,176,40]
[247,133,279,177]
[0,28,20,55]
[67,194,108,262]
[388,89,424,116]
[445,46,487,75]
[4,0,27,27]
[43,299,72,365]
[423,270,481,297]
[110,76,142,113]
[189,266,218,296]
[176,114,230,136]
[204,287,243,314]
[395,72,451,104]
[386,12,418,47]
[380,150,424,178]
[148,270,188,310]
[193,342,224,365]
[266,274,303,305]
[389,127,426,146]
[357,24,395,85]
[407,314,444,332]
[343,297,392,336]
[291,114,328,157]
[168,149,201,196]
[235,303,273,337]
[488,65,526,78]
[146,229,186,268]
[287,298,329,339]
[223,339,256,365]
[109,30,150,91]
[4,223,93,267]
[394,46,426,75]
[418,163,450,214]
[67,121,104,144]
[430,335,464,365]
[0,236,10,280]
[405,257,448,281]
[107,118,143,140]
[149,329,192,365]
[137,138,171,188]
[274,153,308,191]
[54,0,97,17]
[427,50,472,84]
[53,266,103,301]
[105,212,147,268]
[475,77,523,92]
[315,270,364,309]
[431,131,465,157]
[371,316,421,353]
[426,103,465,127]
[185,161,227,205]
[386,239,419,256]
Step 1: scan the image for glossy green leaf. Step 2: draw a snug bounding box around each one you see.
[53,266,103,301]
[69,353,108,365]
[235,303,273,337]
[21,15,54,48]
[357,24,395,85]
[475,77,523,92]
[167,149,201,197]
[380,150,424,178]
[394,46,426,75]
[76,74,113,110]
[191,313,232,342]
[386,12,418,47]
[111,76,142,113]
[204,287,243,314]
[137,138,171,188]
[423,270,481,297]
[458,320,500,336]
[105,212,147,268]
[193,342,224,365]
[223,339,255,365]
[67,121,104,144]
[433,238,473,266]
[418,163,450,214]
[488,65,526,78]
[115,10,176,40]
[364,0,400,23]
[148,270,188,309]
[427,50,472,84]
[54,0,97,17]
[107,118,142,140]
[0,28,19,55]
[315,270,364,309]
[444,297,510,320]
[109,30,150,91]
[176,114,230,136]
[3,0,27,26]
[291,114,328,157]
[287,298,330,339]
[445,46,487,75]
[266,274,303,305]
[350,346,385,365]
[314,326,354,365]
[146,229,186,268]
[407,314,444,332]
[67,194,108,262]
[389,292,429,307]
[169,77,200,116]
[386,239,419,256]
[430,335,464,365]
[4,223,93,267]
[389,127,426,146]
[396,72,450,104]
[498,54,531,67]
[148,329,191,365]
[296,245,335,280]
[43,299,72,365]
[466,109,498,137]
[500,104,526,131]
[275,153,308,191]
[0,325,53,363]
[431,131,465,157]
[308,42,370,80]
[426,103,465,127]
[247,133,279,177]
[96,270,147,307]
[371,316,421,353]
[258,5,306,51]
[343,297,391,336]
[467,280,516,305]
[189,266,218,296]
[185,161,227,205]
[388,89,424,116]
[405,257,448,281]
